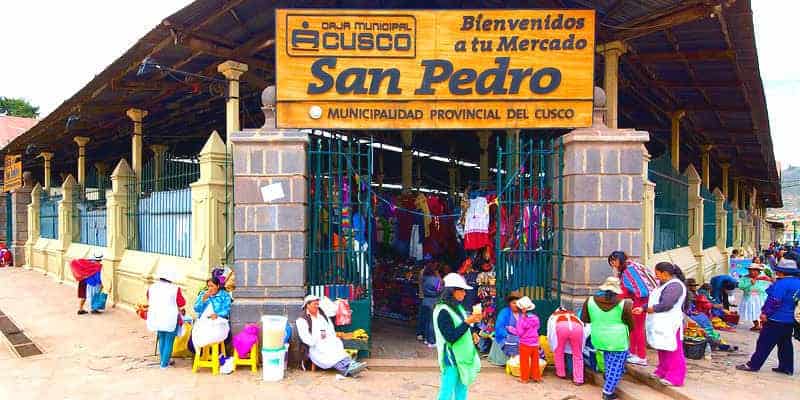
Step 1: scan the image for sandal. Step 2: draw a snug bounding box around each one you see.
[77,310,88,315]
[736,364,757,372]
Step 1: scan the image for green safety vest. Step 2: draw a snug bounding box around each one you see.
[587,297,630,352]
[433,303,481,386]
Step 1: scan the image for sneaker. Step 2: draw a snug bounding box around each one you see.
[602,392,619,400]
[346,361,367,377]
[771,368,792,376]
[736,364,757,372]
[426,343,436,349]
[627,355,648,366]
[659,378,673,387]
[416,335,424,341]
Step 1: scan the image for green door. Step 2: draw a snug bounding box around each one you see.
[307,133,373,350]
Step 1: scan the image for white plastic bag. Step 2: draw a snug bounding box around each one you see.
[192,305,230,348]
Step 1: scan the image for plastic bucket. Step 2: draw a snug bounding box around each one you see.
[261,315,288,350]
[262,346,287,382]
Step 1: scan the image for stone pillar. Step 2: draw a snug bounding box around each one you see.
[701,144,712,190]
[56,175,78,282]
[642,149,656,266]
[670,111,685,172]
[24,184,42,269]
[478,130,491,186]
[230,86,306,336]
[685,164,704,282]
[39,152,54,192]
[10,172,34,267]
[596,41,626,129]
[191,132,229,271]
[714,188,729,274]
[558,88,649,308]
[218,60,249,152]
[732,177,741,247]
[73,136,90,188]
[126,108,148,182]
[150,144,169,191]
[401,131,413,191]
[720,162,730,199]
[94,162,108,201]
[105,160,134,305]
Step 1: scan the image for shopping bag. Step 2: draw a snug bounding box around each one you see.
[172,322,193,358]
[335,299,353,326]
[91,291,108,311]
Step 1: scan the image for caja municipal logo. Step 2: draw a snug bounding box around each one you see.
[286,14,416,58]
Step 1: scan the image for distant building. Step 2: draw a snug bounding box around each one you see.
[0,115,37,149]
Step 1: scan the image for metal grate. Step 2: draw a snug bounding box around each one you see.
[0,310,43,358]
[725,201,733,248]
[40,192,61,240]
[648,154,689,253]
[701,186,717,249]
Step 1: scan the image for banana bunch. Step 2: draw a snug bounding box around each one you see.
[351,329,370,340]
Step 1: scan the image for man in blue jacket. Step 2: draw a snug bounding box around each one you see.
[737,256,800,375]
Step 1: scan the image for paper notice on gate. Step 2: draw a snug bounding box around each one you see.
[260,183,285,202]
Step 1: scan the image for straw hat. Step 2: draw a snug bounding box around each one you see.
[516,296,535,312]
[747,264,765,271]
[599,277,623,294]
[505,290,523,303]
[774,259,800,276]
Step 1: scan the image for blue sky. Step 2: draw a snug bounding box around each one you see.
[0,1,796,166]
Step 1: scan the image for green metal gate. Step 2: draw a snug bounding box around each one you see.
[495,134,563,327]
[307,132,373,343]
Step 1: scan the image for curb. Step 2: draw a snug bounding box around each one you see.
[624,364,695,400]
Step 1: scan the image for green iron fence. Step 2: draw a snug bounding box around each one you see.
[725,201,733,248]
[701,186,717,249]
[5,194,12,244]
[496,134,563,328]
[648,154,689,253]
[307,133,373,342]
[76,166,110,246]
[127,153,199,257]
[40,191,61,240]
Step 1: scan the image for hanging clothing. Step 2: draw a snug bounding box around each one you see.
[415,193,432,238]
[464,197,490,250]
[410,225,424,261]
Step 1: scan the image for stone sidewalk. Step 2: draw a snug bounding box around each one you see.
[0,267,605,400]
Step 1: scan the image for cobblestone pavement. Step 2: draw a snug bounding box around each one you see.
[0,268,603,400]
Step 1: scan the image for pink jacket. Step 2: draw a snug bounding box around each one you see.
[508,312,540,347]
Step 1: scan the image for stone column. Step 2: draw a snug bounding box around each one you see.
[218,60,249,153]
[686,164,704,282]
[126,109,148,183]
[670,111,685,172]
[732,177,741,247]
[10,171,34,267]
[105,160,134,305]
[401,131,413,191]
[642,149,656,266]
[56,175,78,282]
[230,86,306,336]
[720,162,730,199]
[24,184,42,270]
[558,88,649,308]
[714,188,729,274]
[39,152,54,192]
[191,132,228,271]
[701,144,712,190]
[596,41,626,129]
[94,162,108,201]
[73,136,90,188]
[150,144,169,191]
[478,130,491,186]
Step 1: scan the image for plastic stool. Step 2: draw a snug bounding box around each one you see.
[192,342,227,375]
[232,343,259,373]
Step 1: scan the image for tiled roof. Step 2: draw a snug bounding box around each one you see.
[0,116,37,149]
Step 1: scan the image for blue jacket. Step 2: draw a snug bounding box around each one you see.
[762,276,800,324]
[710,275,737,301]
[494,307,519,346]
[421,275,442,307]
[194,289,232,318]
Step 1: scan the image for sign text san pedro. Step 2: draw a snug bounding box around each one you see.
[276,9,596,129]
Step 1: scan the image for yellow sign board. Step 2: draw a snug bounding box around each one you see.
[275,9,596,130]
[4,155,22,193]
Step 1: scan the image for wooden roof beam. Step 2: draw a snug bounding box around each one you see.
[624,80,741,88]
[607,3,718,42]
[626,49,735,63]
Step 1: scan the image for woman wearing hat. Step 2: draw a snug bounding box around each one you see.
[488,290,523,366]
[737,256,800,375]
[581,277,634,400]
[433,273,482,400]
[738,262,771,331]
[295,295,366,377]
[146,265,186,369]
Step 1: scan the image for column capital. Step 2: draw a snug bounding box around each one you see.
[93,161,107,171]
[702,144,713,153]
[38,152,54,161]
[596,40,627,55]
[73,136,90,147]
[400,130,413,147]
[671,110,686,121]
[217,60,249,80]
[477,130,492,149]
[720,162,730,169]
[126,108,148,123]
[150,144,169,156]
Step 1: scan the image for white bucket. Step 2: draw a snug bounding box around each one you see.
[261,315,288,350]
[262,346,287,382]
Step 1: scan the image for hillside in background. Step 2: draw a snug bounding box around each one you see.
[780,166,800,213]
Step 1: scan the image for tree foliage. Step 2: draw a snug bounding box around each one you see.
[0,97,39,118]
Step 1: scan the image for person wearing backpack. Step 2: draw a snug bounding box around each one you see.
[737,256,800,376]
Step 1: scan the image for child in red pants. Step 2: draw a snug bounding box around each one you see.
[508,296,541,383]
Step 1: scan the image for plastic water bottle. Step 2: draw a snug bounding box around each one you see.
[704,342,712,360]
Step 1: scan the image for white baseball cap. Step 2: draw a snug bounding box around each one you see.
[443,273,473,290]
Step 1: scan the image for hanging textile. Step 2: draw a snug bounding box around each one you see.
[464,196,490,250]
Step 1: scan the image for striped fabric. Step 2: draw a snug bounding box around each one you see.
[620,261,657,299]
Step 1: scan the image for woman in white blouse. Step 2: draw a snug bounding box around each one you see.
[296,295,366,377]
